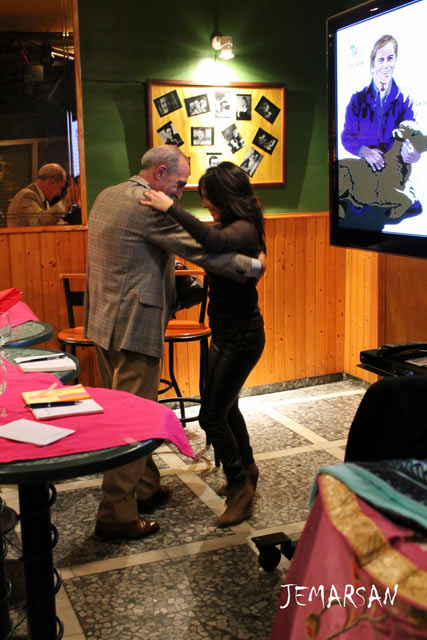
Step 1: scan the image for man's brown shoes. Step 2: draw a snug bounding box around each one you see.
[95,518,159,540]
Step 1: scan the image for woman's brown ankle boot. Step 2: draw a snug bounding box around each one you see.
[217,463,259,498]
[245,463,259,490]
[216,478,254,527]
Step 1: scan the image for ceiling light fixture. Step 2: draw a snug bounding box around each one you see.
[211,32,234,60]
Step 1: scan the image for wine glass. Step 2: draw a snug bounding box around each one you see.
[0,355,6,417]
[0,312,11,348]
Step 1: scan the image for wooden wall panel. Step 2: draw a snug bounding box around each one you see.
[344,249,380,382]
[1,214,348,395]
[382,254,427,343]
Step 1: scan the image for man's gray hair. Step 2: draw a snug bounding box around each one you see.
[37,163,66,182]
[140,145,188,174]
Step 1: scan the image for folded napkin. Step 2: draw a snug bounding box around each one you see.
[0,288,22,312]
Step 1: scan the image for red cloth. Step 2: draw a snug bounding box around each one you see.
[7,301,39,327]
[0,288,22,313]
[270,478,427,640]
[0,360,194,463]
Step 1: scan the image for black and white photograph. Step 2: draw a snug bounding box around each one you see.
[157,121,184,146]
[184,94,210,117]
[215,90,233,118]
[253,128,278,154]
[154,90,182,117]
[254,96,280,124]
[206,153,222,168]
[222,124,245,153]
[191,127,214,146]
[236,94,252,120]
[240,147,263,177]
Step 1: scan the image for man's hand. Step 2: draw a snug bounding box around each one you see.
[401,139,421,164]
[360,146,385,172]
[140,190,173,212]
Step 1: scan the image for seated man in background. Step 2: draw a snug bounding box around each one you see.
[345,375,427,462]
[6,163,68,227]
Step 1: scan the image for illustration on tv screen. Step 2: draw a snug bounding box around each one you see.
[332,0,427,245]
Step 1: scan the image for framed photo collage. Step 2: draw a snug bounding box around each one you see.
[147,79,286,189]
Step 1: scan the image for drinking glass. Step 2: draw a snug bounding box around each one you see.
[0,355,6,417]
[0,312,11,347]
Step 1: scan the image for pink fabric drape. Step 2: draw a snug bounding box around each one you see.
[0,360,194,462]
[7,301,39,327]
[270,477,427,640]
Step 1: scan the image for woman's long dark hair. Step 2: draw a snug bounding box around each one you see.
[198,162,266,253]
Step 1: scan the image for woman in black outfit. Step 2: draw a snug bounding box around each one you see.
[141,162,266,527]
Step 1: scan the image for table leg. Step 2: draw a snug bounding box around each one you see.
[19,483,62,640]
[0,499,13,640]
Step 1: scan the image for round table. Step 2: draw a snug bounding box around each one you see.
[0,438,163,640]
[1,348,80,385]
[0,347,80,588]
[6,321,53,348]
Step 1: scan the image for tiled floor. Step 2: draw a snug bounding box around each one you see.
[3,376,368,639]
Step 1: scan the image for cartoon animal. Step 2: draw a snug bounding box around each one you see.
[338,121,427,219]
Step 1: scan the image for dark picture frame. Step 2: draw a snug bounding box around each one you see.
[157,121,184,147]
[191,127,214,146]
[147,79,286,189]
[254,96,280,124]
[184,94,210,117]
[253,128,278,155]
[154,90,182,117]
[240,148,263,177]
[206,152,222,168]
[236,94,252,120]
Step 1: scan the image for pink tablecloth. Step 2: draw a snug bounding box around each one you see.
[0,360,194,463]
[7,301,39,327]
[270,474,427,640]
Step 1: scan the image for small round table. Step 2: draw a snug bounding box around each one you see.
[6,321,53,348]
[0,347,80,594]
[0,438,163,640]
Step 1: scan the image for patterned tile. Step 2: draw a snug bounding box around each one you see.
[171,407,311,464]
[51,475,233,567]
[273,394,363,440]
[63,545,282,640]
[201,450,339,527]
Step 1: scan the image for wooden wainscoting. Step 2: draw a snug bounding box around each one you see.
[1,213,346,393]
[162,213,346,396]
[344,248,427,382]
[0,226,98,385]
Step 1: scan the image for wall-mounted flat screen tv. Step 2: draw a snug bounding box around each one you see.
[328,0,427,259]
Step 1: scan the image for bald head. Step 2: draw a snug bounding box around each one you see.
[36,163,67,201]
[37,163,66,182]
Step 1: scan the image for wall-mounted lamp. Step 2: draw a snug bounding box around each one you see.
[211,33,234,60]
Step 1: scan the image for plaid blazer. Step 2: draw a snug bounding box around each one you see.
[84,175,256,358]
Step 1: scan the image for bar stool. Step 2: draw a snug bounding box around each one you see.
[159,271,220,466]
[57,274,93,356]
[159,271,210,423]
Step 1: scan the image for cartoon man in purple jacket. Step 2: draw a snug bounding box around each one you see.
[341,35,420,172]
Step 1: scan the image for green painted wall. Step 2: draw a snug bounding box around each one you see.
[78,0,349,215]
